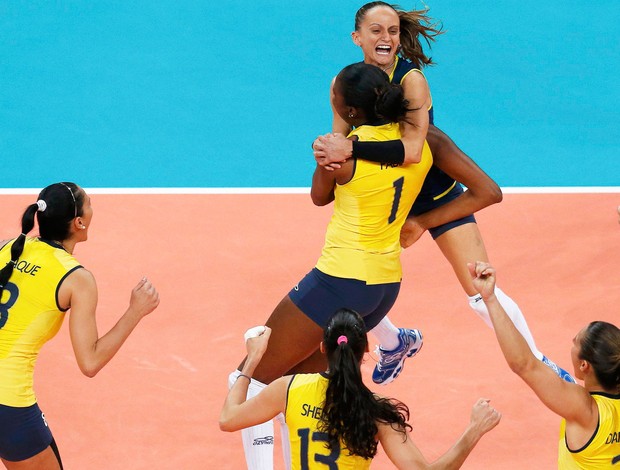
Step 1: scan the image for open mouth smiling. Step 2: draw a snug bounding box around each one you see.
[376,45,392,55]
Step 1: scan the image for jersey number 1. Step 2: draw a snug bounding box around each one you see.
[388,176,405,224]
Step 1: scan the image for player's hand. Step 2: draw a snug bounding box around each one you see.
[313,133,352,170]
[469,398,501,435]
[468,261,496,301]
[129,277,160,318]
[245,326,271,362]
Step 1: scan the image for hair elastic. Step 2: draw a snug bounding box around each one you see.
[337,335,348,345]
[36,200,47,212]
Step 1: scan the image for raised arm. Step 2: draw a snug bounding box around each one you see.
[64,270,160,377]
[219,327,290,432]
[468,261,596,427]
[379,398,500,469]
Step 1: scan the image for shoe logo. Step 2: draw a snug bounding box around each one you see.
[253,436,274,446]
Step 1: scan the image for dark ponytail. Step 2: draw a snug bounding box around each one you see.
[319,309,411,459]
[0,182,82,298]
[336,62,414,125]
[374,82,411,123]
[0,204,37,296]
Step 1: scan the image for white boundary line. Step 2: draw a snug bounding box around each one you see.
[0,187,618,195]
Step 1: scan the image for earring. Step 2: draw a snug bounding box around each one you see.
[348,112,355,118]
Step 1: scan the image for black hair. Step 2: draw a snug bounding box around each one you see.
[0,182,83,297]
[336,62,413,125]
[579,321,620,391]
[354,2,443,68]
[318,308,412,459]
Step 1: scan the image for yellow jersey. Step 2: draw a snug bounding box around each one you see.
[315,122,432,284]
[286,373,372,470]
[558,392,620,469]
[0,237,81,407]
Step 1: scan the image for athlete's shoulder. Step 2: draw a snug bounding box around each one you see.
[396,56,420,70]
[290,372,323,385]
[349,122,401,142]
[392,56,423,82]
[61,266,94,290]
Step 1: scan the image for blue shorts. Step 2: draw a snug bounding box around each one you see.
[410,182,476,239]
[288,268,400,330]
[0,402,54,461]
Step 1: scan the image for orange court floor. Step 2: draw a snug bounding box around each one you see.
[0,191,618,469]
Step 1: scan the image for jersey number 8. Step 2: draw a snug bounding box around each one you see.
[0,282,18,329]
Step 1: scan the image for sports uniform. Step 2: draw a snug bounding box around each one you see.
[388,55,476,239]
[0,237,81,461]
[290,122,432,329]
[286,373,372,470]
[558,392,620,469]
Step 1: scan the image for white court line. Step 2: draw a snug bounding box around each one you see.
[0,187,618,195]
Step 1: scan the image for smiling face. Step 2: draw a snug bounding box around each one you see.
[352,5,400,68]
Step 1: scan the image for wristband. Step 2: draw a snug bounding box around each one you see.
[352,139,405,164]
[237,373,251,382]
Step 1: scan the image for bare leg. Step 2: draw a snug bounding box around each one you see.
[237,295,324,385]
[433,223,488,296]
[285,347,327,375]
[2,446,61,470]
[434,223,544,357]
[233,295,324,469]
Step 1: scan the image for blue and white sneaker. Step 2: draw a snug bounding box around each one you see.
[542,355,576,383]
[372,328,423,385]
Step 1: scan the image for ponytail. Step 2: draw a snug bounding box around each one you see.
[319,309,411,459]
[375,82,413,123]
[396,7,443,68]
[0,204,38,297]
